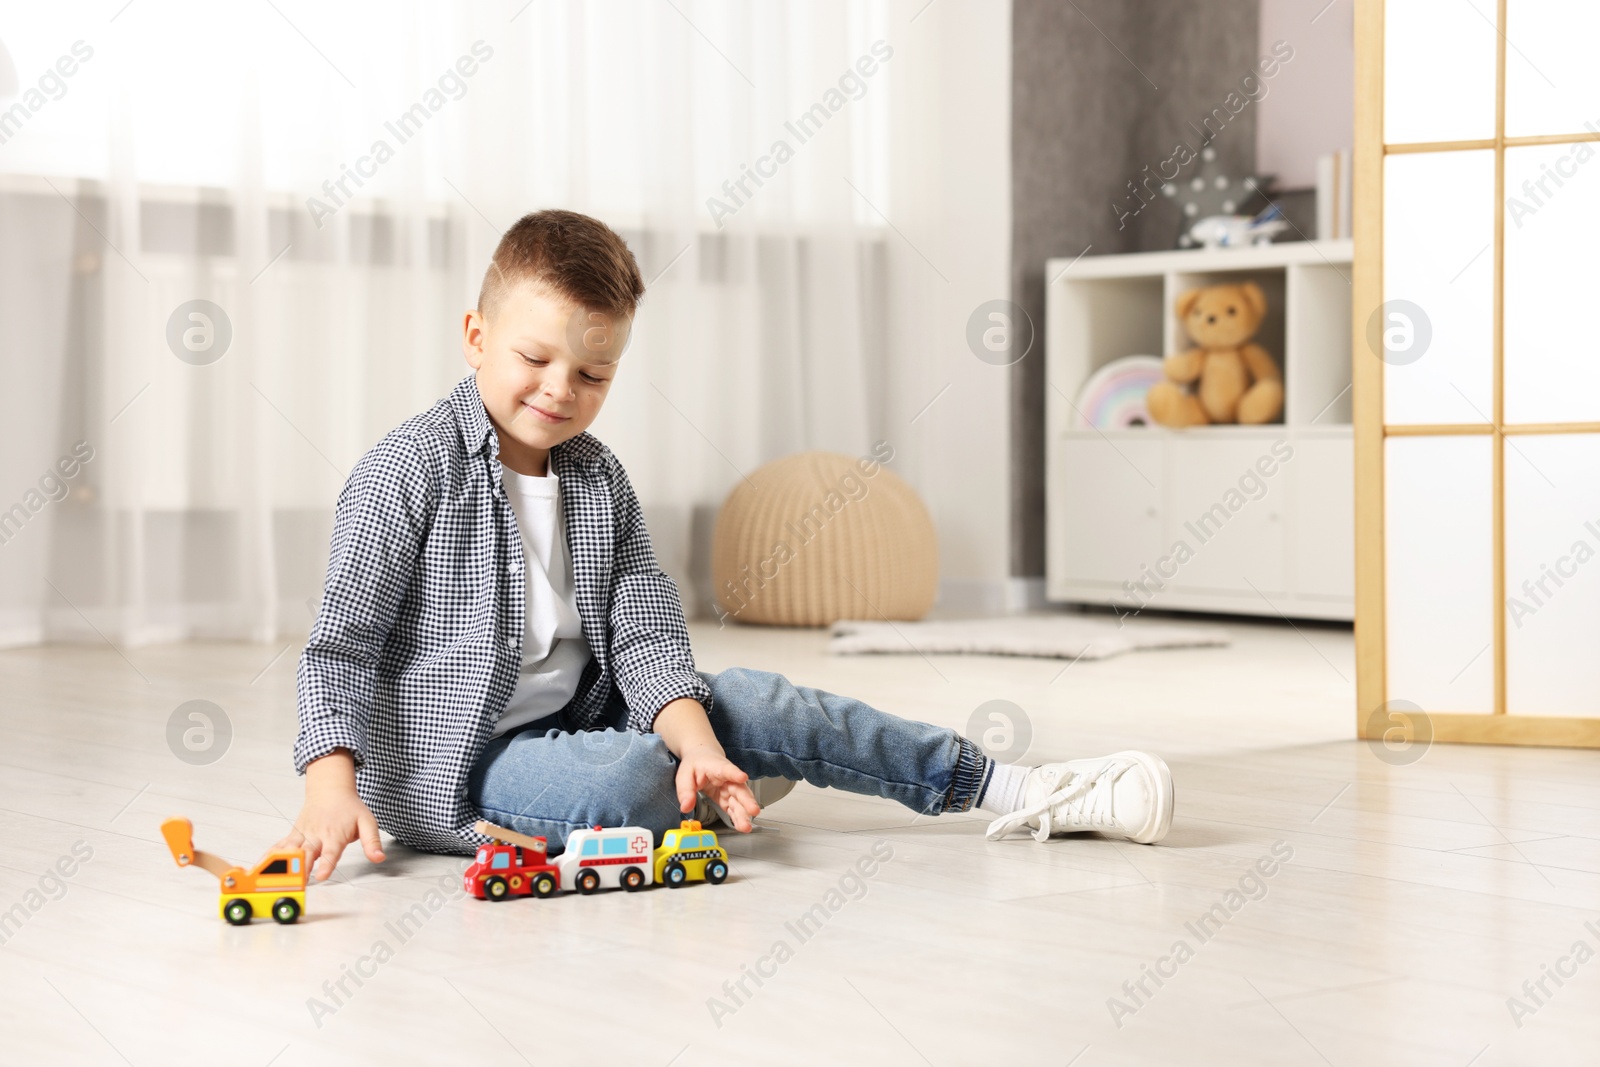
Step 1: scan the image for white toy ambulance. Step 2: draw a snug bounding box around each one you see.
[554,824,654,893]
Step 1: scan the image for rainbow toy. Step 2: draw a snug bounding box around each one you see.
[1075,356,1166,430]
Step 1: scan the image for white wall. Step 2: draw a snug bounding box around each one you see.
[1256,0,1355,189]
[884,0,1015,614]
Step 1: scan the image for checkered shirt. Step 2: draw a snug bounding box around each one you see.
[292,373,710,855]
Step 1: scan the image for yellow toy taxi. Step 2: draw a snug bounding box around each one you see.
[651,819,729,887]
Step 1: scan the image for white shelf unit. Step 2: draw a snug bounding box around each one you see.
[1045,240,1355,621]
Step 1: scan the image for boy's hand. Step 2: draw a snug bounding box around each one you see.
[674,744,761,833]
[272,748,386,881]
[653,696,762,833]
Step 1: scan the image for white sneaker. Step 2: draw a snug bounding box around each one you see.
[696,777,796,827]
[984,751,1174,844]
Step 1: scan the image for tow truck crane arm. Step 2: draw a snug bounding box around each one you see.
[161,816,242,883]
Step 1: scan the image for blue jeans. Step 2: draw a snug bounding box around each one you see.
[466,666,991,854]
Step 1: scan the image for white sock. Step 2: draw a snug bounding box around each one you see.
[977,761,1032,816]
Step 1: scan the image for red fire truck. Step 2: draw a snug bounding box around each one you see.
[463,820,562,901]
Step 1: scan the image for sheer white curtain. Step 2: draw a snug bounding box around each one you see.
[0,0,911,647]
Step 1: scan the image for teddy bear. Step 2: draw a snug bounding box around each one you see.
[1146,282,1283,427]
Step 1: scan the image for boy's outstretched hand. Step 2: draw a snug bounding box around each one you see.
[272,748,387,881]
[674,746,761,833]
[654,696,761,833]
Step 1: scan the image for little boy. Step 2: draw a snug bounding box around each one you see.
[278,209,1174,881]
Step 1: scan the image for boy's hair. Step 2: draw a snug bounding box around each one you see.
[478,209,644,322]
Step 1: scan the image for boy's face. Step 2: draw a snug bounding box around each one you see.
[462,279,630,475]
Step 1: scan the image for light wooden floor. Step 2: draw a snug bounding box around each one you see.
[2,618,1597,1066]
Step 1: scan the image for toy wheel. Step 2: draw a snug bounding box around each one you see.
[272,897,301,924]
[577,870,602,895]
[664,861,687,887]
[621,867,645,891]
[705,859,728,885]
[484,876,510,901]
[532,873,557,898]
[223,898,253,925]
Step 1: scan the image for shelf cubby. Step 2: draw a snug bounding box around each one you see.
[1044,239,1355,621]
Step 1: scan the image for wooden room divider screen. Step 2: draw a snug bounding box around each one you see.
[1353,0,1600,748]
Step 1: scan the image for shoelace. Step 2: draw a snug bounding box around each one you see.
[985,760,1132,842]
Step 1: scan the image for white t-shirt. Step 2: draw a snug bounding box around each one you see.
[491,462,592,738]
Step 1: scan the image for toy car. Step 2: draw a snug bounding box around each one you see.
[555,824,654,893]
[464,818,730,901]
[652,819,729,887]
[464,821,562,900]
[160,816,307,925]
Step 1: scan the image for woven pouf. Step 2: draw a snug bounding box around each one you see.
[712,451,937,626]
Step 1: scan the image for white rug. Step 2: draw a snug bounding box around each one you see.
[827,615,1229,661]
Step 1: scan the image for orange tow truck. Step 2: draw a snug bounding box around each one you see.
[160,817,308,925]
